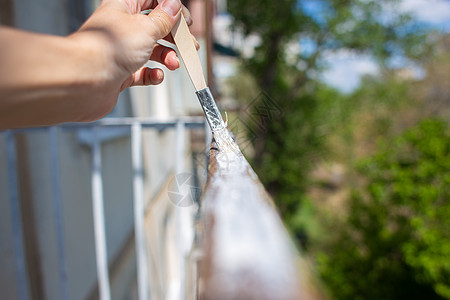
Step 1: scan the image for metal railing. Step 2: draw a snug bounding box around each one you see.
[2,117,206,300]
[197,140,322,300]
[3,120,321,300]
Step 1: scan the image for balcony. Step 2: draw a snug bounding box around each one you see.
[1,120,319,300]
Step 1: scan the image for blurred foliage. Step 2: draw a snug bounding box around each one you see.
[309,57,450,299]
[227,0,450,299]
[227,0,432,246]
[318,119,450,300]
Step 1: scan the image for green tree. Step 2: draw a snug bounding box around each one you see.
[227,0,431,242]
[318,119,450,299]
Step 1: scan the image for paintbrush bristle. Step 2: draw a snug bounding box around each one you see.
[213,127,241,153]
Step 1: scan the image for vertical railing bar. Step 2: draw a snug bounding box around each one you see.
[175,120,185,174]
[132,123,149,300]
[175,120,186,300]
[49,127,70,300]
[5,131,30,300]
[91,127,111,300]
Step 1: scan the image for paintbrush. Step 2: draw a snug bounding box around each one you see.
[154,4,240,153]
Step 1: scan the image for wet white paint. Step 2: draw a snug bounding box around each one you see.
[200,151,302,299]
[212,127,240,154]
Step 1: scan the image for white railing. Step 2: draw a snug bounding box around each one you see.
[198,139,320,300]
[2,117,206,300]
[3,119,322,300]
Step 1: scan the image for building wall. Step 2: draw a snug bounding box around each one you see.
[0,135,22,300]
[0,0,206,299]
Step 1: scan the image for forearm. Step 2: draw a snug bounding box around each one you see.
[0,26,119,129]
[0,0,185,129]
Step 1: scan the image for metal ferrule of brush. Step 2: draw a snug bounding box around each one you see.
[195,88,226,132]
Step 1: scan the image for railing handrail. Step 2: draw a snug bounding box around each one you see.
[1,116,206,133]
[197,140,319,299]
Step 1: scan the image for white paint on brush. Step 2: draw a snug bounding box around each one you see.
[212,127,240,154]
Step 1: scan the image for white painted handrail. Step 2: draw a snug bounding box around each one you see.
[198,140,322,300]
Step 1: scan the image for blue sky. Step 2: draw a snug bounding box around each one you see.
[320,0,450,93]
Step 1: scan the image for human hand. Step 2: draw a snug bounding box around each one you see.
[72,0,198,92]
[0,0,200,128]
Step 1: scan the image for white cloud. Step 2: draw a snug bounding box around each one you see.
[321,51,378,93]
[400,0,450,26]
[321,0,450,92]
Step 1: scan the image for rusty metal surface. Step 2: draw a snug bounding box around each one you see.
[198,139,325,300]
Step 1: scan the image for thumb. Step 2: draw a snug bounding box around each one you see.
[147,0,182,41]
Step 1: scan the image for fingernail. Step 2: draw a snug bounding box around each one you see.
[193,36,200,49]
[161,0,181,17]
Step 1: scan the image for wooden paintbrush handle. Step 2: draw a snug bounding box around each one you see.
[156,1,207,91]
